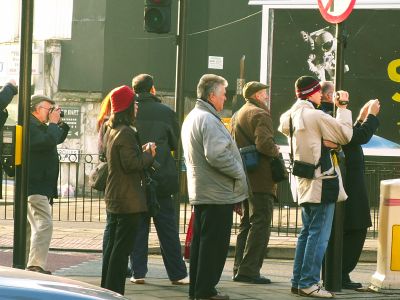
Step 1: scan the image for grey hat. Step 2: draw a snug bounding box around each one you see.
[242,81,268,99]
[30,94,55,108]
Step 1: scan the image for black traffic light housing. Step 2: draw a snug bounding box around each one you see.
[144,0,171,34]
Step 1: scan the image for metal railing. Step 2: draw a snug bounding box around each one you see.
[1,154,399,239]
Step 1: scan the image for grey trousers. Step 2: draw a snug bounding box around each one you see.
[233,193,274,277]
[26,194,53,269]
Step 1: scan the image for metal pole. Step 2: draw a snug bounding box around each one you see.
[174,0,187,227]
[324,21,346,292]
[13,0,34,269]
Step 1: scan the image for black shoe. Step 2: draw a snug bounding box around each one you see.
[233,274,271,284]
[290,286,299,294]
[342,280,362,289]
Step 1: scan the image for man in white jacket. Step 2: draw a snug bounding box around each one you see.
[181,74,248,300]
[279,76,353,298]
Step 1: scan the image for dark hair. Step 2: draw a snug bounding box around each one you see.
[132,74,154,93]
[108,101,135,128]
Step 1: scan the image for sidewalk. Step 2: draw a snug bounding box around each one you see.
[0,219,377,262]
[58,256,400,300]
[2,219,400,299]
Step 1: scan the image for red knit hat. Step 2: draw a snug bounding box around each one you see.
[110,85,135,113]
[295,76,321,99]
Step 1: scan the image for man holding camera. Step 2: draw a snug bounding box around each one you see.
[231,81,279,284]
[318,83,381,289]
[279,76,353,298]
[26,95,69,274]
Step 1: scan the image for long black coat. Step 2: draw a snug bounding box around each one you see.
[135,92,180,196]
[28,115,69,198]
[342,114,379,230]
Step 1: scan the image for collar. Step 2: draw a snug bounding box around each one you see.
[136,92,161,103]
[246,98,268,111]
[199,97,217,111]
[31,113,47,125]
[305,99,319,109]
[196,99,220,119]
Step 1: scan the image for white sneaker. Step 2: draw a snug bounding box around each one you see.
[171,276,189,285]
[130,277,145,284]
[298,284,334,298]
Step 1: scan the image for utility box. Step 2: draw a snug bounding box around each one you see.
[370,178,400,290]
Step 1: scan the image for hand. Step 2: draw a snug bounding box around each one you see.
[143,142,157,158]
[367,99,380,116]
[48,106,61,124]
[8,79,17,87]
[357,100,371,122]
[323,140,339,149]
[233,202,243,216]
[334,90,349,108]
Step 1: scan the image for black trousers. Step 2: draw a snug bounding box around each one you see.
[342,228,367,282]
[101,212,140,295]
[189,204,233,299]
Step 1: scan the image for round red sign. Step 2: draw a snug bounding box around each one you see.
[318,0,356,24]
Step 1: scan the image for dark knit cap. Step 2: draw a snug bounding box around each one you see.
[242,81,268,99]
[110,85,135,113]
[295,76,321,99]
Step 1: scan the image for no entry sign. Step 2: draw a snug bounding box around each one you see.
[318,0,356,24]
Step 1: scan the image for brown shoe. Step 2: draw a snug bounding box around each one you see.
[26,266,52,275]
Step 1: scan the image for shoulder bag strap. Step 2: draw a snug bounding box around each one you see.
[289,116,294,164]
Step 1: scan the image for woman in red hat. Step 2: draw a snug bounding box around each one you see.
[100,85,156,295]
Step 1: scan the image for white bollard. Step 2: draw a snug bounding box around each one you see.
[370,178,400,290]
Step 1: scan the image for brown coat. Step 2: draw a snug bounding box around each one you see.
[104,125,154,214]
[232,100,279,196]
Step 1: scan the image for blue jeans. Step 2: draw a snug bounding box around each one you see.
[291,202,335,289]
[129,195,187,281]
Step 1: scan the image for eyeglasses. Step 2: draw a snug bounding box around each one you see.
[38,106,53,111]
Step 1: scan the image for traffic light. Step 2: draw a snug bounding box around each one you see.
[144,0,171,34]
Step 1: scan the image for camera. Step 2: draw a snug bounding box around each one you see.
[333,92,349,106]
[50,107,64,117]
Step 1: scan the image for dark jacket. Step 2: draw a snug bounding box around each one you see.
[135,92,180,196]
[0,83,18,130]
[342,114,379,230]
[104,125,153,214]
[28,116,69,198]
[232,99,279,196]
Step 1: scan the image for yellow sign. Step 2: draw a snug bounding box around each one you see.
[391,225,400,271]
[387,59,400,102]
[15,125,22,165]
